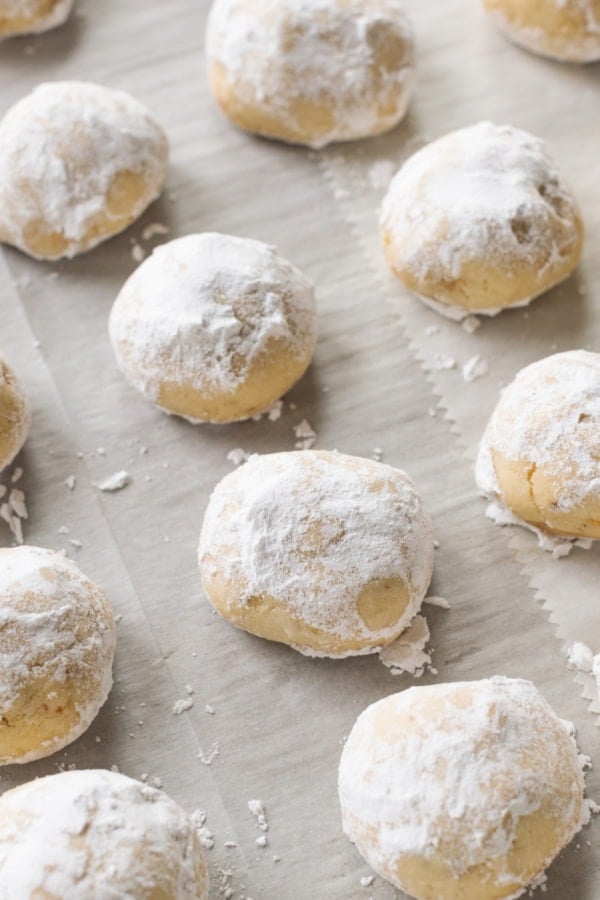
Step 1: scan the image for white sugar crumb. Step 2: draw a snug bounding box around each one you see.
[227,448,249,467]
[368,159,395,190]
[568,642,594,674]
[64,475,77,490]
[433,539,440,549]
[256,835,268,847]
[252,399,283,422]
[360,875,375,887]
[461,315,481,334]
[527,871,548,895]
[199,742,220,765]
[372,447,383,462]
[424,595,450,609]
[11,468,23,484]
[68,539,83,549]
[379,614,433,677]
[432,353,456,370]
[205,704,215,715]
[191,810,215,850]
[142,222,170,241]
[95,470,130,492]
[425,324,439,336]
[248,799,268,832]
[224,841,237,849]
[131,243,145,263]
[172,697,194,715]
[293,419,316,449]
[8,488,27,519]
[462,354,489,382]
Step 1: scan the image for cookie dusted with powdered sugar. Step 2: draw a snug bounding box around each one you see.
[381,122,583,320]
[206,0,415,148]
[0,82,168,260]
[484,0,600,63]
[339,677,586,899]
[0,546,115,764]
[0,770,209,898]
[0,356,30,472]
[199,450,433,657]
[0,0,74,39]
[109,233,317,424]
[476,350,600,548]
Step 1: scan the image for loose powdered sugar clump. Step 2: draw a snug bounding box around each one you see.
[109,233,317,421]
[0,770,208,898]
[206,0,415,148]
[199,450,433,655]
[0,81,168,259]
[476,351,600,548]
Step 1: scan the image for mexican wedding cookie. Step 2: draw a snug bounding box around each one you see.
[0,0,74,39]
[0,81,168,260]
[0,356,30,472]
[199,450,433,656]
[206,0,415,148]
[0,769,209,898]
[483,0,600,63]
[476,350,600,547]
[109,233,317,423]
[0,546,115,764]
[380,122,583,319]
[339,677,585,900]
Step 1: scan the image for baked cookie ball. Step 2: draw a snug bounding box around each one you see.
[476,350,600,543]
[0,769,209,898]
[339,677,585,900]
[206,0,415,148]
[380,122,583,319]
[483,0,600,63]
[199,450,433,657]
[0,546,115,764]
[0,356,30,472]
[109,233,317,423]
[0,0,74,39]
[0,81,168,260]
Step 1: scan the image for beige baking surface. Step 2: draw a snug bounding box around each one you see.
[0,1,598,898]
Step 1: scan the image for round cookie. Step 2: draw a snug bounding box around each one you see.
[380,122,583,319]
[0,0,74,39]
[109,232,317,424]
[206,0,415,148]
[483,0,600,63]
[476,350,600,542]
[0,81,168,260]
[0,769,209,898]
[339,676,585,900]
[0,356,30,472]
[199,450,433,657]
[0,546,115,764]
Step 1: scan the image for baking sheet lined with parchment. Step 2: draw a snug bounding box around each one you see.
[0,1,599,898]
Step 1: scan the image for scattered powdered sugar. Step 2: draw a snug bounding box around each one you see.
[109,233,317,419]
[172,697,194,715]
[0,470,28,544]
[142,222,170,242]
[192,810,215,850]
[461,315,481,334]
[432,353,456,370]
[0,770,207,898]
[95,470,130,492]
[568,641,595,675]
[227,448,249,467]
[0,82,168,259]
[206,0,415,148]
[198,742,220,766]
[199,450,433,654]
[378,614,432,676]
[476,351,600,538]
[252,399,283,422]
[293,418,316,449]
[64,475,77,490]
[339,677,587,896]
[423,594,450,609]
[482,500,591,558]
[248,799,268,833]
[381,122,581,315]
[462,354,489,382]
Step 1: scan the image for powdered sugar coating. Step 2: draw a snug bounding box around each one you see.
[206,0,415,148]
[0,81,168,259]
[339,676,585,897]
[381,122,582,314]
[199,450,433,655]
[0,0,74,37]
[0,769,208,898]
[485,0,600,63]
[109,233,317,421]
[476,350,600,514]
[0,546,115,764]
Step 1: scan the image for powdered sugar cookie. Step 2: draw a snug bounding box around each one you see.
[0,0,74,39]
[0,81,168,260]
[206,0,415,148]
[0,546,115,764]
[0,769,209,898]
[339,677,585,899]
[381,122,583,320]
[199,450,433,657]
[476,350,600,546]
[109,233,317,423]
[0,356,30,472]
[484,0,600,63]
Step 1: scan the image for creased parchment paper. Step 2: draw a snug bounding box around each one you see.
[0,1,598,897]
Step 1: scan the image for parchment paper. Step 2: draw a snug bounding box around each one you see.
[0,1,599,898]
